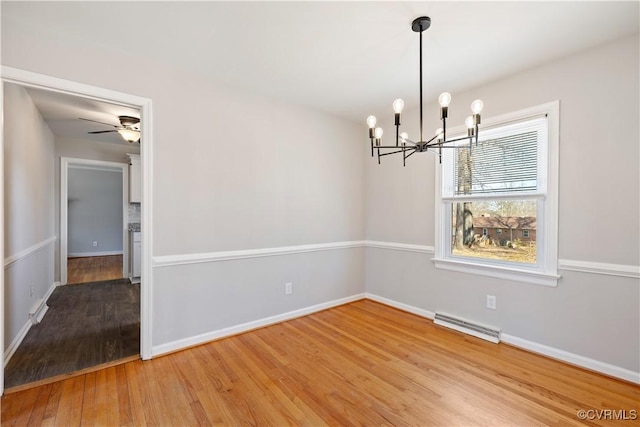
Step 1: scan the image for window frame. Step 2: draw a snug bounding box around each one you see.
[433,101,560,287]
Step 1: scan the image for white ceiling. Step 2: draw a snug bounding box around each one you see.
[22,86,140,146]
[3,1,638,137]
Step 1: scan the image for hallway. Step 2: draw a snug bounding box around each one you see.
[4,279,140,391]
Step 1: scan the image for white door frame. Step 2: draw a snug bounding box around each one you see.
[61,159,129,286]
[1,66,154,396]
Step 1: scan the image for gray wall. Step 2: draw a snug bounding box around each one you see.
[3,83,55,353]
[54,138,137,280]
[67,166,123,256]
[365,35,640,374]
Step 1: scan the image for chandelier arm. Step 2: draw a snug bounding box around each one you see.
[370,139,374,157]
[375,143,417,149]
[379,148,412,157]
[402,143,406,167]
[421,134,440,146]
[403,149,417,160]
[405,148,417,167]
[427,134,474,147]
[403,140,418,146]
[430,144,474,149]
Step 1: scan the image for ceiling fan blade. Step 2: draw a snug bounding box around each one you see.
[88,130,118,134]
[79,117,118,128]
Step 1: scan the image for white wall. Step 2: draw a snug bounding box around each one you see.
[67,166,123,256]
[3,83,56,354]
[1,6,366,353]
[365,35,640,377]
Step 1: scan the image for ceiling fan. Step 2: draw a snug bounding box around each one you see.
[79,115,141,143]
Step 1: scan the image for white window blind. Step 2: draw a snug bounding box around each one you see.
[443,117,547,198]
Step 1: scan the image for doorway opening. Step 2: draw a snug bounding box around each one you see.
[1,67,153,395]
[61,159,130,286]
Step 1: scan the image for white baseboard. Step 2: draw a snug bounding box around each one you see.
[45,281,60,302]
[3,321,31,368]
[68,251,123,257]
[4,281,58,367]
[366,293,639,385]
[152,293,366,357]
[501,334,640,385]
[365,293,435,319]
[28,299,48,325]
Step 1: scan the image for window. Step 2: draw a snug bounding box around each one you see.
[434,101,559,286]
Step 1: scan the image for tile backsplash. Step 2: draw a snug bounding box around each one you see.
[128,203,141,223]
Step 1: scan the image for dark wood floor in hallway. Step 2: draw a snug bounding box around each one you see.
[2,299,638,426]
[3,279,140,390]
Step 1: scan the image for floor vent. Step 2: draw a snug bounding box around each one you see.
[434,312,501,343]
[28,298,49,325]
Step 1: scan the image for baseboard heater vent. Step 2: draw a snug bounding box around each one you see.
[434,312,501,343]
[29,298,49,325]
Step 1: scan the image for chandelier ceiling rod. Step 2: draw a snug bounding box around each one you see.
[417,16,426,147]
[366,16,485,166]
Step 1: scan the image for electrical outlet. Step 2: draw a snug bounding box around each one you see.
[486,295,497,310]
[285,282,293,295]
[93,241,98,247]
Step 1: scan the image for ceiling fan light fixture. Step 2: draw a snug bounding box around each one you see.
[117,128,140,143]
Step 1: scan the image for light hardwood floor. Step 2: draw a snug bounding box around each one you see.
[67,255,123,284]
[2,300,638,426]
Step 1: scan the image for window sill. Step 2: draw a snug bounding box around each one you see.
[431,257,560,287]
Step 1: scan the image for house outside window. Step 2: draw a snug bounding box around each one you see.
[434,101,560,286]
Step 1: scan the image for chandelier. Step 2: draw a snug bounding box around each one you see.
[366,16,484,165]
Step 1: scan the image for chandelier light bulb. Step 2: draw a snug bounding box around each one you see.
[465,116,474,129]
[393,99,405,114]
[435,128,443,138]
[374,127,384,139]
[438,92,452,108]
[471,99,484,115]
[366,115,377,128]
[399,132,409,142]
